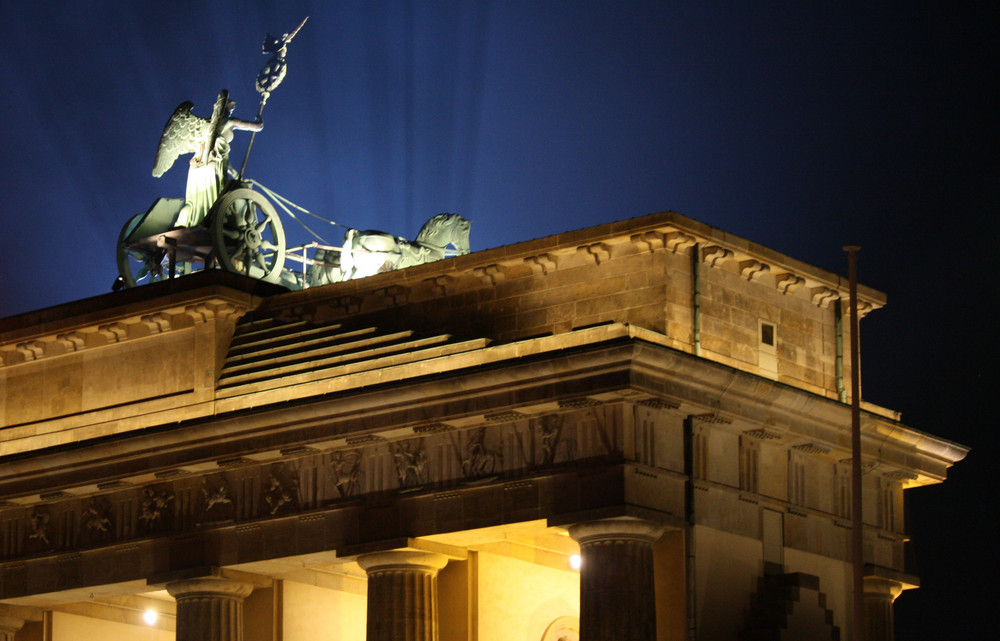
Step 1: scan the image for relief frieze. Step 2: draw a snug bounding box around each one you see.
[0,404,625,562]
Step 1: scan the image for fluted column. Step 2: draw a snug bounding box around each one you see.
[863,576,903,641]
[569,517,665,641]
[358,550,449,641]
[167,577,254,641]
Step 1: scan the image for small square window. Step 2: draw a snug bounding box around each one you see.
[760,322,775,346]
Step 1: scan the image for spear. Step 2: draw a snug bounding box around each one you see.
[238,16,309,179]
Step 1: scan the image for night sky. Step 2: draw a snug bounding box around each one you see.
[1,2,996,638]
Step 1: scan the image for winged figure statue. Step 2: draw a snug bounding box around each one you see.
[151,90,261,227]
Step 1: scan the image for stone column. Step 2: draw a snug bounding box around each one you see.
[569,517,665,641]
[358,550,449,641]
[863,576,903,641]
[167,577,254,641]
[0,613,24,641]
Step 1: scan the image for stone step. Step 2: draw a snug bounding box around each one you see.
[224,326,378,367]
[228,321,344,354]
[220,329,414,378]
[215,336,488,398]
[217,332,450,388]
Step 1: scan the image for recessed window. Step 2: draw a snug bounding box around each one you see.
[760,322,775,347]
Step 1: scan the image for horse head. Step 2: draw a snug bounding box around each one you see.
[416,214,471,255]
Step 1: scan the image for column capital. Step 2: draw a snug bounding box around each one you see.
[358,550,449,573]
[0,614,24,641]
[568,516,665,545]
[863,576,904,601]
[361,549,447,641]
[167,577,255,600]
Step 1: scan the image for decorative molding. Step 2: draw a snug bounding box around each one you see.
[183,304,213,324]
[98,323,128,342]
[154,469,187,478]
[140,313,171,334]
[774,273,805,295]
[578,243,611,265]
[413,422,454,434]
[97,480,131,490]
[375,286,409,307]
[346,434,385,445]
[484,410,526,422]
[16,341,45,361]
[630,232,664,253]
[702,245,733,267]
[739,259,770,282]
[791,442,831,455]
[423,275,452,296]
[474,264,506,286]
[742,428,782,441]
[558,397,602,409]
[217,458,254,469]
[664,231,697,253]
[333,295,362,316]
[810,287,840,308]
[637,398,680,410]
[56,332,86,352]
[525,253,557,275]
[39,491,73,502]
[280,446,319,457]
[693,413,732,425]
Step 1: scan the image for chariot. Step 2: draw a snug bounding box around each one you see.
[117,171,288,287]
[115,19,469,291]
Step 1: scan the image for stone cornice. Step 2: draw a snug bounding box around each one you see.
[0,324,965,502]
[256,211,886,321]
[0,279,257,367]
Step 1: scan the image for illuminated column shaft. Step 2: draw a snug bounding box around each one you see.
[569,518,665,641]
[167,578,254,641]
[0,614,25,641]
[359,551,449,641]
[863,577,903,641]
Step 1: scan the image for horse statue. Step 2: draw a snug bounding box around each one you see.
[339,213,471,281]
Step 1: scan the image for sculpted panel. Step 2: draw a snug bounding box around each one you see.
[0,405,628,562]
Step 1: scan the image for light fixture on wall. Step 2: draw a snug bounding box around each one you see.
[569,554,582,570]
[143,610,158,625]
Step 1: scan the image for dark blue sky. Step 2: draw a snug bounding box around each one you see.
[1,2,996,638]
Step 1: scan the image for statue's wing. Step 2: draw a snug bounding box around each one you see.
[152,102,209,177]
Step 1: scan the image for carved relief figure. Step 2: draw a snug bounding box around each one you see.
[201,477,233,512]
[28,508,50,545]
[139,488,175,526]
[83,499,112,534]
[393,441,428,489]
[462,427,503,479]
[540,414,563,465]
[265,466,299,515]
[329,451,363,498]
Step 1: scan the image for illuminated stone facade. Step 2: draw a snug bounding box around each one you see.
[0,212,966,640]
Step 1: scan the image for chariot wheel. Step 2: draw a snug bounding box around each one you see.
[210,188,286,283]
[117,213,168,288]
